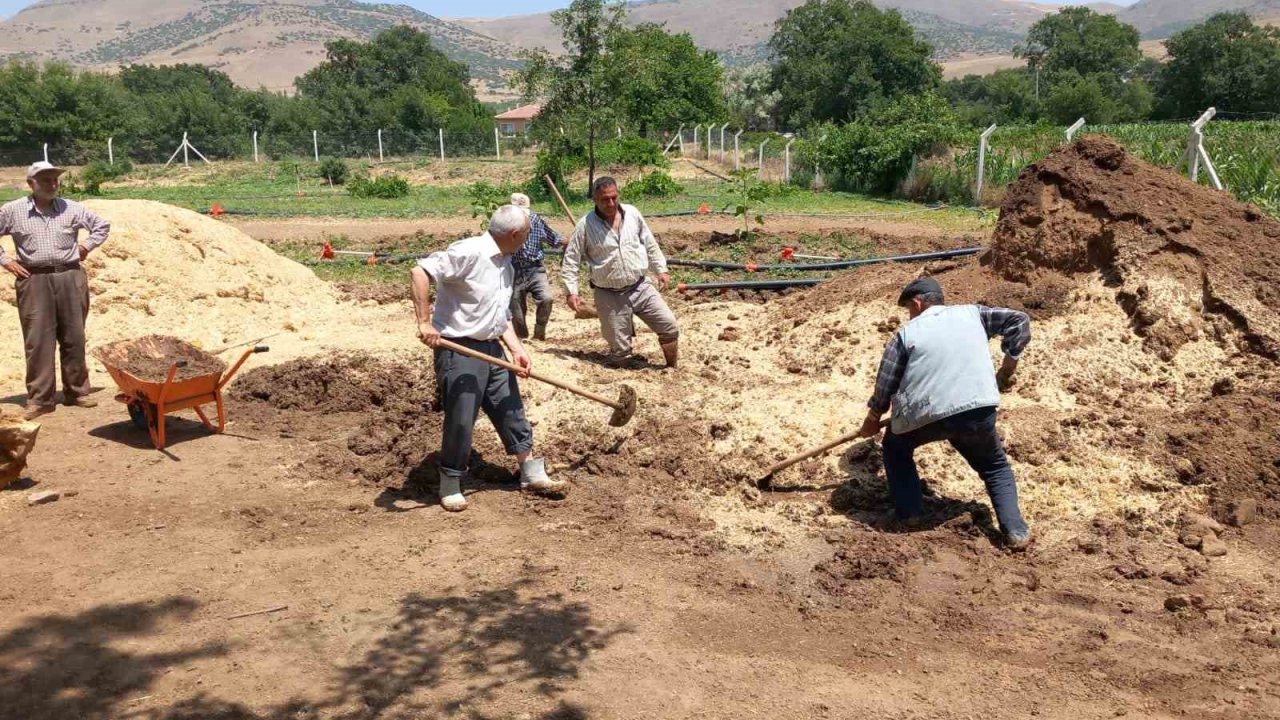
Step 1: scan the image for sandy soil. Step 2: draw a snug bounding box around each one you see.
[3,144,1280,718]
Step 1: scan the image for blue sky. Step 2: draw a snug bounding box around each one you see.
[0,0,1139,21]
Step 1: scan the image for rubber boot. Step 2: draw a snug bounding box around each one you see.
[439,470,467,512]
[520,457,566,495]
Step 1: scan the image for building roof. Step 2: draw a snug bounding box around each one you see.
[494,103,542,121]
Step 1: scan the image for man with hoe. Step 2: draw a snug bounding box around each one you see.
[0,161,111,421]
[857,277,1033,550]
[411,204,566,512]
[507,192,562,341]
[561,177,680,368]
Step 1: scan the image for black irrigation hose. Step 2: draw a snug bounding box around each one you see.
[678,278,826,291]
[666,247,983,273]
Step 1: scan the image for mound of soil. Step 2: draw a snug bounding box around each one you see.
[94,335,226,382]
[989,135,1280,360]
[1159,379,1280,520]
[230,353,432,413]
[232,353,516,487]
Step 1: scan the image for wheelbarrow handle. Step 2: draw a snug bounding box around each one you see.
[218,345,270,391]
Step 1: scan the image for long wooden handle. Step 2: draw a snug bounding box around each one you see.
[435,338,620,410]
[763,419,889,478]
[543,174,577,225]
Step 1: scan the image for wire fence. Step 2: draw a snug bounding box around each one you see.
[0,129,536,168]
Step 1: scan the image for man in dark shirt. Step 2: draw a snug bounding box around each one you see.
[507,193,562,341]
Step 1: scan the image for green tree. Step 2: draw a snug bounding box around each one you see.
[517,0,627,192]
[606,23,724,137]
[723,64,780,130]
[944,68,1040,125]
[1157,12,1280,118]
[119,64,249,158]
[768,0,940,127]
[295,26,489,154]
[1024,7,1142,81]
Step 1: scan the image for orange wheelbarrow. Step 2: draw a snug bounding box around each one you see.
[95,337,269,450]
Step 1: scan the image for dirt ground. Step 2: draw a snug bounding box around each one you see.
[3,140,1280,719]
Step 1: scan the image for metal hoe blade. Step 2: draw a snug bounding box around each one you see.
[609,384,637,427]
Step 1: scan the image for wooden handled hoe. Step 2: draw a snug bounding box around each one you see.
[435,338,637,427]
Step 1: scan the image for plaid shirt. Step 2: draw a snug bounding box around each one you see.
[0,196,111,267]
[512,211,562,270]
[868,305,1031,414]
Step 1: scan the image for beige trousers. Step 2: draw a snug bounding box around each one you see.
[592,279,679,355]
[16,267,91,406]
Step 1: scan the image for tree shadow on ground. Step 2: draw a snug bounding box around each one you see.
[119,580,627,719]
[0,596,229,720]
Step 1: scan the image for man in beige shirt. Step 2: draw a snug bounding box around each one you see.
[0,162,111,420]
[561,177,680,368]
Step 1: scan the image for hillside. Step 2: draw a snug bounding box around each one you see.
[0,0,521,93]
[1117,0,1280,37]
[457,0,1051,62]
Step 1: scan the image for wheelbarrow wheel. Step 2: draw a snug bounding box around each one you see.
[127,401,150,431]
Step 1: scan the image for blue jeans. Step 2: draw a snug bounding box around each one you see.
[881,406,1029,538]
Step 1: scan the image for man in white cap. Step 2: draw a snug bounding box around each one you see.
[507,192,562,341]
[411,204,565,512]
[0,162,111,420]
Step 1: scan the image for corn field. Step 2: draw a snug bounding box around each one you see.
[902,121,1280,214]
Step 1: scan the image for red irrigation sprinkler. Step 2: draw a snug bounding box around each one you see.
[320,242,335,259]
[780,246,838,262]
[698,202,710,214]
[744,262,759,273]
[209,202,225,218]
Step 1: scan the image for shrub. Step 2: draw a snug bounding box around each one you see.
[596,137,667,168]
[624,171,683,198]
[317,156,348,185]
[78,158,133,195]
[348,174,410,199]
[469,180,517,228]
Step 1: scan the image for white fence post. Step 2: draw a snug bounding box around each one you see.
[975,123,997,205]
[706,125,712,159]
[494,126,501,159]
[734,130,743,170]
[719,123,729,162]
[662,127,682,155]
[183,132,189,167]
[1184,108,1223,190]
[757,138,770,179]
[616,126,622,139]
[42,143,48,163]
[108,137,114,165]
[784,136,795,184]
[252,131,259,163]
[312,130,319,162]
[377,129,383,162]
[1066,118,1086,142]
[438,129,445,161]
[692,124,701,156]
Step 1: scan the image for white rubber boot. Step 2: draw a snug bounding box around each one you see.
[520,458,566,495]
[439,471,468,512]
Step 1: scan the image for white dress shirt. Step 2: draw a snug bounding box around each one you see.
[561,203,668,295]
[418,233,513,340]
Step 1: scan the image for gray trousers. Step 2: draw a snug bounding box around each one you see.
[16,266,91,406]
[510,265,552,339]
[433,337,534,478]
[592,279,680,355]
